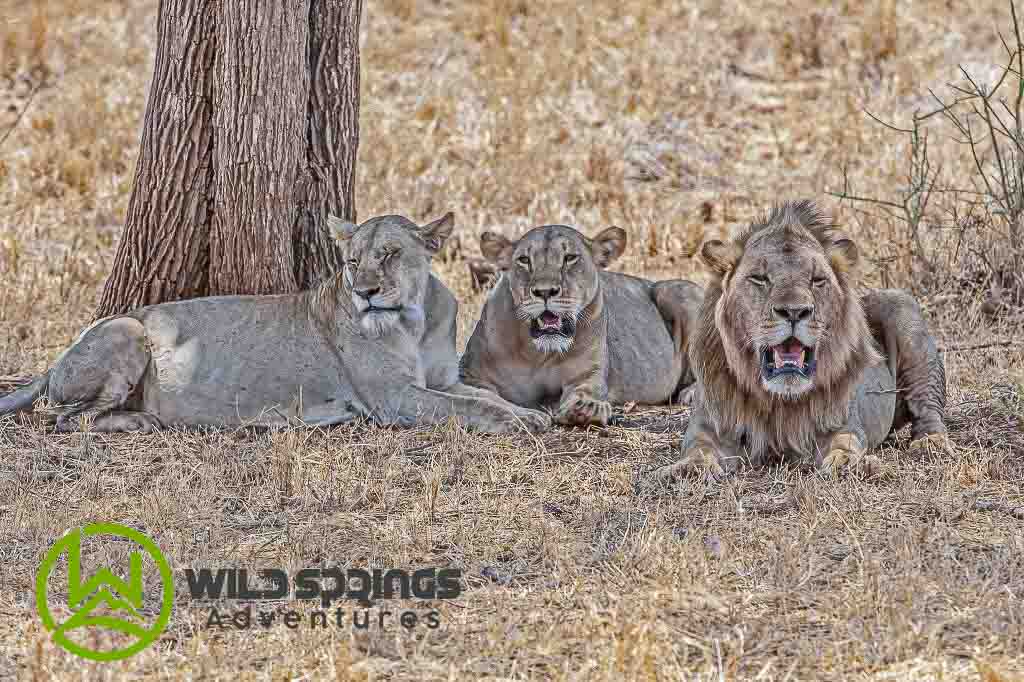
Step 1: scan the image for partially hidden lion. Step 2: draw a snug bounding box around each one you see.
[0,213,550,434]
[459,224,704,426]
[649,200,948,482]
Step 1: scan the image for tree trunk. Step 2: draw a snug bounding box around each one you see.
[295,0,362,289]
[94,0,216,318]
[94,0,362,318]
[209,0,309,295]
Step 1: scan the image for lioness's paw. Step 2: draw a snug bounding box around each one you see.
[511,408,552,434]
[555,394,612,427]
[908,431,954,456]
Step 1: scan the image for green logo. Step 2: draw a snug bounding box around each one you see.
[36,523,174,661]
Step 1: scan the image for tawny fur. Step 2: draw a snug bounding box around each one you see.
[460,224,704,427]
[651,200,948,481]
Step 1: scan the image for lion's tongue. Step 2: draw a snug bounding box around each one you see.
[772,340,806,369]
[538,311,561,330]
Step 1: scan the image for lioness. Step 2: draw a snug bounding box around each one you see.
[0,213,550,434]
[459,224,704,426]
[650,200,948,482]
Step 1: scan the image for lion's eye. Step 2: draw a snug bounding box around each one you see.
[384,250,400,263]
[346,258,358,268]
[748,275,770,287]
[516,256,531,268]
[564,254,579,266]
[812,276,828,287]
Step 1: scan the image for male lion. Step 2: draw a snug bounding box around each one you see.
[459,224,704,426]
[650,200,948,481]
[0,214,550,434]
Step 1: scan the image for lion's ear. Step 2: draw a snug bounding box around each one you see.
[419,212,455,254]
[699,239,740,277]
[591,226,627,268]
[827,237,859,275]
[328,215,359,242]
[479,231,516,270]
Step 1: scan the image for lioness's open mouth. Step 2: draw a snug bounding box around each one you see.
[529,310,573,338]
[761,338,816,379]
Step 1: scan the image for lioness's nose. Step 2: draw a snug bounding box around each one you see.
[354,285,380,301]
[773,304,814,322]
[531,286,561,300]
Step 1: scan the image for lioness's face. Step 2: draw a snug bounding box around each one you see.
[329,213,454,337]
[479,225,626,353]
[703,219,860,400]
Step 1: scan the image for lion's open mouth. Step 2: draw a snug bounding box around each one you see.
[530,310,574,338]
[761,338,816,379]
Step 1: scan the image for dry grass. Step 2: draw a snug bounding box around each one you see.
[1,0,1023,679]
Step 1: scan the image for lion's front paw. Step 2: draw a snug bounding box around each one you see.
[555,393,612,427]
[908,431,953,456]
[645,446,725,488]
[819,433,881,478]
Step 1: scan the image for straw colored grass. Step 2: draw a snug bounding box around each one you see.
[1,0,1022,679]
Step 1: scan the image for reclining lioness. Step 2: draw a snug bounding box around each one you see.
[0,213,550,434]
[459,224,704,426]
[649,200,948,482]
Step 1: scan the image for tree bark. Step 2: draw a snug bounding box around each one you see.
[93,0,362,317]
[94,0,216,318]
[295,0,363,289]
[209,0,309,296]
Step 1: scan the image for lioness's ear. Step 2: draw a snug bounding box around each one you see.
[827,237,860,275]
[591,226,627,268]
[419,212,455,254]
[479,231,515,270]
[699,239,740,277]
[328,215,359,242]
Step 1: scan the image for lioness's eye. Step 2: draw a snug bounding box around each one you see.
[812,276,828,287]
[564,254,579,266]
[748,275,770,287]
[384,249,400,262]
[346,258,358,268]
[516,256,531,268]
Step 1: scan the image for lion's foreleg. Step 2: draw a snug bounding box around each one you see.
[646,403,737,484]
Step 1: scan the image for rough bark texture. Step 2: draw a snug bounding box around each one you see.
[294,0,363,289]
[209,0,310,296]
[94,0,361,316]
[94,0,217,319]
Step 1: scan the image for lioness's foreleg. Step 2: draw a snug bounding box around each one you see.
[46,317,152,433]
[445,382,552,426]
[863,289,948,450]
[651,279,704,403]
[384,384,550,434]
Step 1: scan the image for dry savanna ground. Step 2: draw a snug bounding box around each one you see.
[1,0,1023,679]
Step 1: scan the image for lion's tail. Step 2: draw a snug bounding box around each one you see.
[0,371,50,416]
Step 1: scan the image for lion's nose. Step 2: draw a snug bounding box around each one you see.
[354,285,380,301]
[773,304,814,322]
[531,286,561,300]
